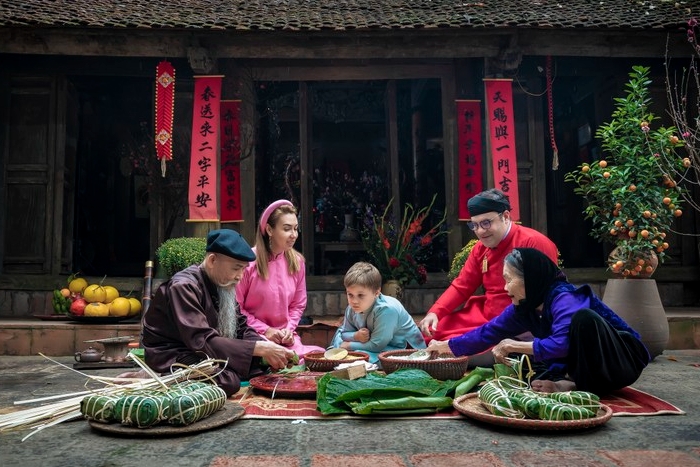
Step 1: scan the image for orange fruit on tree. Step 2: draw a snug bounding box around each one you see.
[109,297,131,317]
[640,229,649,238]
[83,284,107,303]
[599,160,608,168]
[663,197,671,205]
[683,158,691,168]
[127,297,142,316]
[628,230,637,238]
[629,184,637,192]
[674,209,683,217]
[103,285,119,304]
[581,164,590,173]
[643,210,651,218]
[68,277,88,294]
[626,219,634,227]
[603,171,611,178]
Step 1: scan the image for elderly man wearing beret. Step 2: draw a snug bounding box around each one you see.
[138,229,296,396]
[419,188,559,364]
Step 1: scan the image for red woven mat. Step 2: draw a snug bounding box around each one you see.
[230,386,683,419]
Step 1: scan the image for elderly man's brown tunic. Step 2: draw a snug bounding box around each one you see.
[142,265,265,396]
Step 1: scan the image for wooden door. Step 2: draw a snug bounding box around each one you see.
[0,75,70,274]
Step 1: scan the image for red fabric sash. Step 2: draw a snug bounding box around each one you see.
[155,61,175,176]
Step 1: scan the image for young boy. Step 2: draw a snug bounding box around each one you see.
[328,262,426,364]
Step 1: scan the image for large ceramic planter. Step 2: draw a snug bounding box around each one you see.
[381,280,403,301]
[602,278,668,359]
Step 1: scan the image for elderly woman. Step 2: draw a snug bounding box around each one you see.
[427,247,651,395]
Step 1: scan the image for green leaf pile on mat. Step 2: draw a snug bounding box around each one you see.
[317,368,462,415]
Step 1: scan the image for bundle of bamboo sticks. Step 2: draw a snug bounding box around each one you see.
[0,353,225,442]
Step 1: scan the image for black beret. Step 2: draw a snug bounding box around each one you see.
[205,229,256,262]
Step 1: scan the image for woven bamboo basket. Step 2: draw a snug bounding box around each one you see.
[304,351,370,372]
[378,349,469,380]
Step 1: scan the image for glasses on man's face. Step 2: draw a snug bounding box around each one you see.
[467,214,501,231]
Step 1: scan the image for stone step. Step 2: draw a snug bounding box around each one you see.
[1,309,699,357]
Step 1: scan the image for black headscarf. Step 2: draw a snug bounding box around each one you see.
[513,247,567,315]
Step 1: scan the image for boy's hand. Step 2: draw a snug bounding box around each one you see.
[354,328,370,343]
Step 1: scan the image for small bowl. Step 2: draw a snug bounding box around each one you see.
[304,351,370,372]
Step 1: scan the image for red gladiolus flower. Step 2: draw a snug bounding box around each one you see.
[420,235,432,247]
[389,257,400,269]
[382,238,390,249]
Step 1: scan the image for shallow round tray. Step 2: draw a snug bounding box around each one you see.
[249,372,324,398]
[89,400,244,437]
[69,314,140,324]
[304,351,369,372]
[453,393,613,431]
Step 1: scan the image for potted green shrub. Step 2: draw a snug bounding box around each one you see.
[155,237,207,278]
[565,65,686,358]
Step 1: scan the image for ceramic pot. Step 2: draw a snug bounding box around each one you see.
[74,346,104,363]
[339,213,360,241]
[602,278,668,359]
[381,280,403,301]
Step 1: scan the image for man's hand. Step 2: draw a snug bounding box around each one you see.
[419,312,439,336]
[354,328,370,343]
[254,341,296,370]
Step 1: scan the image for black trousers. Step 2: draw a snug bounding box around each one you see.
[565,308,649,395]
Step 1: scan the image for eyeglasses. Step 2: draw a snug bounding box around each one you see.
[467,214,502,231]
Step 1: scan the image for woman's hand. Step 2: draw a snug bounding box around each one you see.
[427,339,451,355]
[264,327,293,346]
[419,312,439,337]
[491,338,522,364]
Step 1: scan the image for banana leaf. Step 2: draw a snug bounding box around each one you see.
[349,396,454,415]
[316,368,462,415]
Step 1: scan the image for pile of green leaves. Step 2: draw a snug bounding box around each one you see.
[317,368,463,415]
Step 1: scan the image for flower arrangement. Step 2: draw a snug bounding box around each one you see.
[564,66,686,277]
[361,194,449,286]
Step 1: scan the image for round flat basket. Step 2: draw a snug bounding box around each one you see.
[378,349,469,380]
[453,393,613,431]
[303,351,369,372]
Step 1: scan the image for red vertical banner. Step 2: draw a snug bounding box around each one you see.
[484,79,520,221]
[187,75,223,222]
[456,100,483,221]
[220,100,242,222]
[155,61,175,177]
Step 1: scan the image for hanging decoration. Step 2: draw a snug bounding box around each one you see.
[483,78,521,221]
[219,100,243,222]
[187,75,223,222]
[546,55,559,170]
[155,60,175,177]
[456,100,483,221]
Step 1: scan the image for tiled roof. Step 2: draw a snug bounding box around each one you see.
[0,0,695,31]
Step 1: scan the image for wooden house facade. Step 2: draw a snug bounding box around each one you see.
[1,0,699,319]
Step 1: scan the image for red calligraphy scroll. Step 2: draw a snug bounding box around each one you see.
[483,79,520,221]
[187,75,223,222]
[456,100,483,220]
[220,100,242,222]
[155,61,175,176]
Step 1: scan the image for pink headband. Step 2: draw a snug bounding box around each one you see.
[259,199,293,235]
